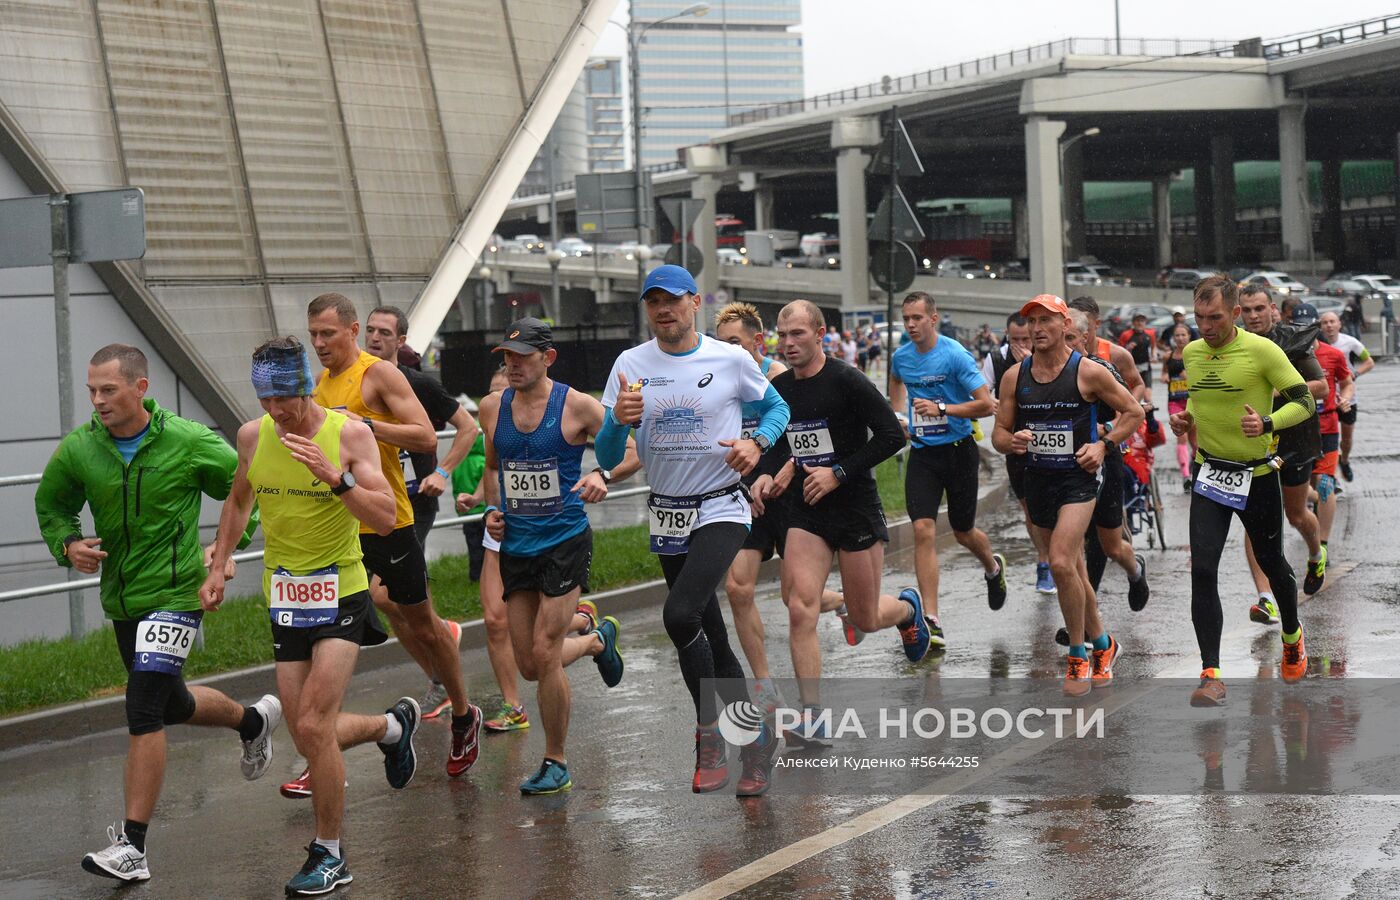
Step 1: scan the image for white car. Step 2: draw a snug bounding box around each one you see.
[1065,263,1102,286]
[516,234,547,253]
[1320,273,1400,300]
[935,256,994,279]
[716,248,748,266]
[555,238,592,257]
[1240,270,1308,295]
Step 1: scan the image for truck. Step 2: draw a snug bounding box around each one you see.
[742,229,800,265]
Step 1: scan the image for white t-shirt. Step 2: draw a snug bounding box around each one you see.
[603,334,769,528]
[842,339,858,365]
[1327,332,1369,379]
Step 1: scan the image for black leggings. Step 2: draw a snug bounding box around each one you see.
[658,522,750,725]
[1188,467,1298,670]
[114,619,198,736]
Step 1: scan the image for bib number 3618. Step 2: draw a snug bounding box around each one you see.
[133,610,201,674]
[269,565,340,628]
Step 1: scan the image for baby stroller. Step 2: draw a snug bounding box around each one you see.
[1122,418,1167,549]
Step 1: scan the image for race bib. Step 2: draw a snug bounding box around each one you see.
[1026,421,1076,469]
[649,494,701,555]
[787,419,836,465]
[1193,460,1253,510]
[132,610,200,674]
[399,450,419,497]
[739,416,759,442]
[910,403,949,439]
[502,458,562,515]
[1168,378,1188,396]
[269,565,339,628]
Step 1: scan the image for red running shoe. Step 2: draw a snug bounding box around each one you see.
[447,704,483,778]
[692,728,729,793]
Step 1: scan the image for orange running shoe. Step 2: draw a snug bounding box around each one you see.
[1281,631,1308,683]
[1063,655,1092,697]
[1190,672,1227,707]
[1090,635,1121,684]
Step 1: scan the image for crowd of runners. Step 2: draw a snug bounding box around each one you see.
[35,264,1375,894]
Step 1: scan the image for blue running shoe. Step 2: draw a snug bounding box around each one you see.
[594,616,624,688]
[380,696,420,790]
[897,588,931,662]
[520,758,573,795]
[285,843,351,897]
[1036,562,1056,595]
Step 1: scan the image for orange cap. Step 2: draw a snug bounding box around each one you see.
[1019,294,1070,320]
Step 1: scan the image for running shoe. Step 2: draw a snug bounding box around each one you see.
[520,758,573,795]
[380,697,420,790]
[1090,635,1121,684]
[81,824,149,882]
[1127,555,1150,612]
[285,843,352,897]
[737,725,779,797]
[752,678,786,714]
[1182,478,1193,494]
[1303,546,1327,596]
[1190,672,1227,707]
[834,604,866,646]
[575,599,599,635]
[240,694,282,781]
[1249,596,1280,625]
[693,728,729,793]
[1281,631,1308,683]
[281,768,312,799]
[419,681,451,720]
[1063,655,1092,697]
[447,618,463,647]
[483,701,530,732]
[926,615,946,651]
[897,588,931,663]
[594,616,624,688]
[446,703,483,778]
[1339,459,1353,482]
[1035,562,1056,595]
[986,553,1008,611]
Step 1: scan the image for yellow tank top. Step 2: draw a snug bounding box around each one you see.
[247,409,369,600]
[313,349,414,532]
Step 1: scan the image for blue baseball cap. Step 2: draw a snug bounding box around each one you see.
[640,264,698,300]
[1290,302,1319,326]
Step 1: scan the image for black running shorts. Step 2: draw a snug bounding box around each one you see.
[1024,467,1099,530]
[905,439,980,532]
[1092,445,1125,530]
[360,526,430,605]
[114,617,199,736]
[499,527,593,599]
[788,493,889,553]
[270,590,387,663]
[741,494,789,561]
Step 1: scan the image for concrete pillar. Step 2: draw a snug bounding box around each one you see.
[1193,154,1216,268]
[692,173,720,301]
[1025,116,1067,297]
[1061,138,1085,262]
[832,116,882,310]
[1211,134,1236,266]
[1394,132,1400,266]
[1012,194,1029,260]
[1278,104,1311,264]
[753,182,774,233]
[1321,157,1344,265]
[1152,176,1173,269]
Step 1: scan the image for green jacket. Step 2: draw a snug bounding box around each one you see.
[34,399,258,621]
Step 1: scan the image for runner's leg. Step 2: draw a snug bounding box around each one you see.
[781,528,833,707]
[1188,485,1235,671]
[724,548,771,679]
[1241,474,1300,636]
[479,550,523,708]
[507,589,574,761]
[1047,501,1096,646]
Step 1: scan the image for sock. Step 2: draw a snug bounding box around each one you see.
[314,837,341,858]
[1091,632,1111,652]
[379,712,402,746]
[1202,667,1221,680]
[985,562,1002,580]
[1282,628,1302,645]
[1130,560,1144,582]
[236,706,265,742]
[1258,591,1275,605]
[451,709,475,733]
[543,756,567,770]
[123,819,148,854]
[1068,644,1088,660]
[1308,549,1322,564]
[901,599,918,628]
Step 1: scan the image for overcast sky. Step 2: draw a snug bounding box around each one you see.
[592,1,1399,96]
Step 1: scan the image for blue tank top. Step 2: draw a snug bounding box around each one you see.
[495,381,588,555]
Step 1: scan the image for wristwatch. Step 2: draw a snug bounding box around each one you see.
[832,464,848,484]
[592,466,613,484]
[753,433,772,452]
[1260,414,1274,434]
[936,401,947,418]
[362,416,375,434]
[331,470,357,495]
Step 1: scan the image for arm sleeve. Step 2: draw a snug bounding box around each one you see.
[747,383,789,448]
[1263,342,1316,431]
[839,368,906,472]
[34,437,85,567]
[595,408,630,470]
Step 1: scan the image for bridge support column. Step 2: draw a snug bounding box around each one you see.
[832,116,881,310]
[1211,134,1236,266]
[1062,138,1085,262]
[1278,105,1311,266]
[753,182,774,233]
[692,173,720,301]
[1025,116,1066,297]
[1012,194,1029,260]
[1193,152,1216,268]
[1321,157,1344,266]
[1152,176,1173,269]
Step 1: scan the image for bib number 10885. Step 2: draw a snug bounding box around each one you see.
[269,565,340,628]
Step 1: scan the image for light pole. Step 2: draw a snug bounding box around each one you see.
[1114,0,1121,54]
[1058,125,1100,293]
[545,248,565,322]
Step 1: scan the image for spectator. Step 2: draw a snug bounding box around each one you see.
[842,330,858,366]
[974,323,997,360]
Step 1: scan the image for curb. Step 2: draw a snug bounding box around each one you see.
[0,449,1008,753]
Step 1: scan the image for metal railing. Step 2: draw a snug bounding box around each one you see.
[1255,13,1400,59]
[510,160,685,201]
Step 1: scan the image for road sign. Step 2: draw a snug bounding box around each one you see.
[659,197,706,236]
[867,117,924,177]
[870,241,917,293]
[577,172,649,241]
[868,186,925,243]
[664,242,704,277]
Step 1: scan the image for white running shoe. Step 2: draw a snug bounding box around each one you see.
[81,824,150,882]
[240,694,282,781]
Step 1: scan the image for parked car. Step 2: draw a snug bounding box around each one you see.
[936,256,994,279]
[1320,273,1400,301]
[1307,294,1348,319]
[1166,268,1214,291]
[998,260,1030,280]
[1065,263,1102,286]
[1239,270,1308,295]
[1103,304,1176,338]
[555,237,593,257]
[516,234,547,253]
[1083,263,1131,286]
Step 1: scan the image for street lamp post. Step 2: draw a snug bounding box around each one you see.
[546,248,565,321]
[1058,126,1100,295]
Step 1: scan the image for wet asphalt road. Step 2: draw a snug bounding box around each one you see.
[4,363,1400,899]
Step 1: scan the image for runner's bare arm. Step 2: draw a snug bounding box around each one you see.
[1109,344,1146,400]
[201,421,259,609]
[991,365,1028,454]
[330,419,395,534]
[361,361,437,452]
[418,405,479,497]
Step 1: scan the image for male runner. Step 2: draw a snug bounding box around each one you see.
[1171,275,1316,707]
[1238,290,1329,614]
[1318,310,1374,481]
[201,337,418,896]
[479,317,634,793]
[981,313,1054,594]
[1118,313,1158,384]
[362,305,479,718]
[597,265,789,797]
[306,293,481,784]
[714,302,843,706]
[36,344,275,884]
[761,300,914,727]
[888,291,1005,648]
[1312,333,1353,558]
[993,296,1142,696]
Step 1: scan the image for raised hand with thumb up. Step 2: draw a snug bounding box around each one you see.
[614,371,645,427]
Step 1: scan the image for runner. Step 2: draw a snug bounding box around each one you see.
[758,299,911,736]
[1238,291,1329,616]
[1171,275,1317,707]
[981,312,1054,594]
[1118,312,1158,385]
[992,296,1143,697]
[1318,310,1374,481]
[306,293,480,788]
[889,291,1005,649]
[1068,297,1148,401]
[1312,332,1353,560]
[200,337,417,896]
[597,265,789,797]
[478,317,637,794]
[714,302,844,710]
[36,344,277,885]
[1162,323,1195,490]
[362,305,480,718]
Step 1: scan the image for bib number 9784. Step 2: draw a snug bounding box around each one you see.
[649,495,701,555]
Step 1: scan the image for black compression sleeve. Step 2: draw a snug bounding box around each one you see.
[839,367,906,474]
